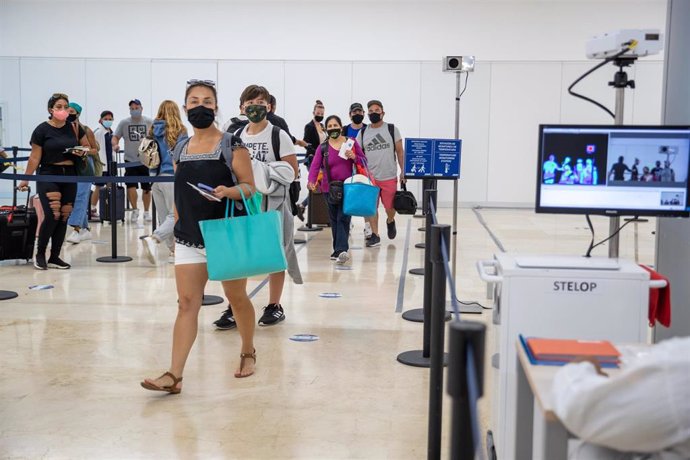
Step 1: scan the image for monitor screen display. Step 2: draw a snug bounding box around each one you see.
[536,125,690,217]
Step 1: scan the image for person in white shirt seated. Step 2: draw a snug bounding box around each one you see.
[552,336,690,460]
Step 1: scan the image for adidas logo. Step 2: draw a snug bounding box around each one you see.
[367,134,390,151]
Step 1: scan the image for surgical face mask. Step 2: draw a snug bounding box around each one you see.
[52,109,69,121]
[327,128,341,139]
[245,104,267,123]
[67,113,78,123]
[351,114,364,124]
[314,115,324,123]
[186,105,215,129]
[102,120,113,129]
[368,112,382,124]
[130,108,143,118]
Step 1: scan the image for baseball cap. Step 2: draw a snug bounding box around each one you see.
[367,100,383,109]
[68,102,82,114]
[128,99,142,107]
[349,102,364,113]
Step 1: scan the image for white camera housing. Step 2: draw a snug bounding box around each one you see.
[586,29,663,59]
[443,56,475,73]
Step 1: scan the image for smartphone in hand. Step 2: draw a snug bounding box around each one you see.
[197,183,215,192]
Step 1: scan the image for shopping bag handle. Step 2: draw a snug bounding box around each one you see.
[227,185,252,218]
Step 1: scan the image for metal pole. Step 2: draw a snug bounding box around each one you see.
[422,190,438,355]
[608,86,626,258]
[447,321,486,460]
[428,224,450,460]
[452,73,461,285]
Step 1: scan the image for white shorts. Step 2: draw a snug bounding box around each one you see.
[174,243,207,265]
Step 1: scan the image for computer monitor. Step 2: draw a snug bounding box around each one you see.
[536,125,690,217]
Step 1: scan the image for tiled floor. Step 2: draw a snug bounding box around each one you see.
[0,207,658,459]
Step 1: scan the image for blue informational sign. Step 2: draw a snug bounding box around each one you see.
[404,138,462,179]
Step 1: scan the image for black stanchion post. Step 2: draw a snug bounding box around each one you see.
[447,321,486,460]
[402,189,434,324]
[151,199,157,233]
[97,161,131,263]
[428,224,450,460]
[409,189,436,277]
[11,147,19,194]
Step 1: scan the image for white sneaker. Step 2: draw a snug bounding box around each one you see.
[66,230,81,244]
[141,236,158,265]
[364,222,373,239]
[78,229,92,241]
[143,212,152,222]
[336,251,350,265]
[168,254,175,264]
[130,209,140,223]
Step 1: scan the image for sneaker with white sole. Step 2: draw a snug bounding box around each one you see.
[130,209,140,223]
[143,212,152,222]
[66,230,81,244]
[47,256,71,269]
[364,222,373,240]
[78,229,92,241]
[141,237,158,265]
[336,251,350,265]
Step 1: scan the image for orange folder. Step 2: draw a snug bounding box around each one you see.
[526,337,620,362]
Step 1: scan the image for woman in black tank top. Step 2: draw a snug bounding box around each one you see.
[141,81,257,394]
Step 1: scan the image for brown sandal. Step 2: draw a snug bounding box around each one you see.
[141,371,183,394]
[234,349,256,378]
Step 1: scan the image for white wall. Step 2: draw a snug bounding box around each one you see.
[0,0,667,206]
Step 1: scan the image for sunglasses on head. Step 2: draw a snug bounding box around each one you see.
[51,92,69,100]
[186,79,216,88]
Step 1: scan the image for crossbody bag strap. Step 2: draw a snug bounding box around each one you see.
[320,140,333,183]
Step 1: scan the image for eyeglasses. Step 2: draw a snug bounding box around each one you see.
[186,79,216,87]
[51,92,69,100]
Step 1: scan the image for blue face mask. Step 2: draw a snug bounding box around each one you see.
[102,120,113,129]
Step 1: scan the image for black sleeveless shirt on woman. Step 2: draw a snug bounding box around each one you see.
[174,140,246,249]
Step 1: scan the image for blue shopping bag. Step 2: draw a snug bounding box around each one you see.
[199,189,287,281]
[343,164,380,217]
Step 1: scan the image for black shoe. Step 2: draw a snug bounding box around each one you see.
[330,251,339,260]
[296,204,305,222]
[258,303,285,326]
[387,220,397,239]
[213,306,237,330]
[34,253,47,270]
[47,256,71,269]
[366,234,381,247]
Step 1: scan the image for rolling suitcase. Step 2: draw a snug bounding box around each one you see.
[99,185,125,223]
[0,188,38,262]
[307,190,330,227]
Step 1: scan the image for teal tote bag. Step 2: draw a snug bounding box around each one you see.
[198,189,287,281]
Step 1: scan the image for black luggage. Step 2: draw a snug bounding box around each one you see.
[394,183,418,215]
[99,185,125,223]
[0,188,38,262]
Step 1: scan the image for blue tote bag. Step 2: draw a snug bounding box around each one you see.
[199,189,287,281]
[343,164,380,217]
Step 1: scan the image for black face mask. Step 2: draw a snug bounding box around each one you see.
[351,114,364,124]
[187,105,215,129]
[368,113,382,124]
[314,115,324,123]
[245,104,268,123]
[327,128,341,139]
[67,113,78,123]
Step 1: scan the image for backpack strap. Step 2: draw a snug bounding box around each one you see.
[271,125,281,159]
[359,125,367,153]
[320,140,332,183]
[387,123,397,161]
[171,137,191,164]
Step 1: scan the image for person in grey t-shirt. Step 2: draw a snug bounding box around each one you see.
[356,100,405,247]
[112,99,154,223]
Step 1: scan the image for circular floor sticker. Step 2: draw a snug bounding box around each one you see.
[289,334,320,342]
[319,292,342,298]
[349,246,363,250]
[335,266,353,271]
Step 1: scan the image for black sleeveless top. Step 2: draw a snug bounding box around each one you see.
[173,141,246,248]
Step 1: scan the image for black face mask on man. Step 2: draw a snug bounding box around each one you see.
[351,114,364,125]
[187,106,215,129]
[245,104,268,123]
[368,113,382,124]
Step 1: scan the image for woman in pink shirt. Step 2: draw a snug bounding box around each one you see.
[307,115,366,264]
